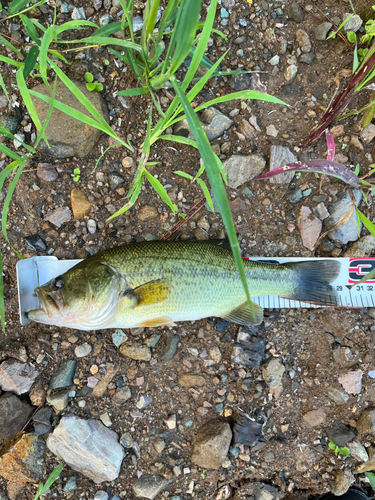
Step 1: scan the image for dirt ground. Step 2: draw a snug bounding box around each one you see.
[1,0,375,499]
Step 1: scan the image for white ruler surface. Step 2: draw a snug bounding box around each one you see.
[16,256,375,326]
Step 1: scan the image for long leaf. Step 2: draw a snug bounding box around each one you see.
[34,463,63,500]
[20,14,41,45]
[107,174,143,220]
[0,124,35,153]
[197,177,214,211]
[171,77,254,318]
[144,169,178,213]
[0,34,24,58]
[194,90,287,113]
[0,142,22,160]
[0,74,9,101]
[23,46,39,78]
[0,55,23,68]
[39,26,55,87]
[117,87,148,97]
[251,159,361,188]
[8,0,29,15]
[94,22,122,36]
[34,75,57,149]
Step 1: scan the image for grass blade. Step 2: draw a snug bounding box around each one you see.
[0,34,24,58]
[194,90,287,113]
[0,143,22,160]
[94,22,122,36]
[39,26,55,87]
[20,14,41,45]
[8,0,30,15]
[34,75,57,149]
[171,76,254,319]
[34,463,63,500]
[23,46,39,78]
[107,174,143,220]
[197,177,214,211]
[144,169,178,212]
[174,170,193,179]
[0,124,35,153]
[0,74,9,101]
[0,55,23,68]
[160,134,197,148]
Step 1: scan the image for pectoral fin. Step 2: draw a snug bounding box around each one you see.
[221,301,263,326]
[139,317,176,328]
[125,279,172,307]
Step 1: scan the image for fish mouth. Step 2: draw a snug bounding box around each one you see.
[28,287,63,321]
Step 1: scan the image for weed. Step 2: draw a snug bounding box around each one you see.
[328,441,351,456]
[34,463,63,500]
[366,472,375,491]
[84,72,104,92]
[71,168,81,182]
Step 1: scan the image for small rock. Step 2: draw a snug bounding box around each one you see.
[47,414,125,483]
[31,79,108,158]
[120,342,151,361]
[200,107,233,142]
[161,335,180,361]
[338,369,362,394]
[165,415,176,430]
[112,329,128,347]
[153,437,166,454]
[113,386,131,405]
[266,124,278,137]
[24,234,47,252]
[47,389,70,412]
[0,359,39,395]
[36,163,58,182]
[136,395,153,409]
[191,419,232,469]
[344,235,375,258]
[262,358,285,389]
[72,7,86,19]
[324,189,362,244]
[284,64,298,81]
[287,2,305,22]
[224,154,265,189]
[300,52,315,64]
[99,14,111,27]
[232,73,251,91]
[13,133,25,149]
[331,469,355,496]
[331,125,346,138]
[33,407,53,436]
[298,206,322,251]
[74,343,92,358]
[0,394,34,447]
[120,431,134,448]
[357,409,375,435]
[282,82,301,96]
[109,173,125,190]
[343,13,363,32]
[91,363,118,398]
[315,22,332,41]
[63,477,77,493]
[351,135,364,150]
[44,206,72,228]
[314,202,330,220]
[137,205,158,222]
[122,157,134,169]
[87,219,97,234]
[269,146,297,184]
[29,381,46,406]
[348,441,368,462]
[326,421,355,447]
[269,55,280,66]
[100,411,112,427]
[286,188,303,204]
[50,359,77,389]
[178,374,206,388]
[132,474,173,500]
[296,29,311,52]
[326,388,349,405]
[233,415,262,447]
[71,188,92,219]
[362,123,375,144]
[303,408,326,427]
[0,433,45,482]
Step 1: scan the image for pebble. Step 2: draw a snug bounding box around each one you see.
[72,7,86,19]
[109,173,125,190]
[137,205,158,222]
[71,188,92,219]
[122,156,134,169]
[112,329,128,347]
[326,421,355,447]
[314,202,330,220]
[0,359,39,395]
[99,412,112,427]
[300,52,315,64]
[47,414,125,483]
[191,419,232,469]
[113,386,131,405]
[87,219,97,234]
[269,55,280,66]
[343,13,363,32]
[132,474,173,500]
[348,441,368,462]
[314,22,332,41]
[165,415,176,429]
[296,29,311,52]
[298,206,322,251]
[343,235,375,257]
[324,189,362,245]
[136,395,153,409]
[120,431,134,448]
[224,154,266,189]
[161,335,180,361]
[286,188,303,204]
[262,358,285,389]
[13,133,25,149]
[120,343,151,361]
[357,409,375,435]
[24,234,47,252]
[47,390,70,412]
[209,346,222,363]
[362,123,375,144]
[0,394,34,447]
[44,206,72,228]
[233,415,263,447]
[282,82,301,96]
[74,343,92,358]
[200,107,233,142]
[63,477,77,493]
[326,388,349,405]
[178,374,206,388]
[50,359,77,389]
[232,73,251,91]
[287,2,305,22]
[99,14,111,26]
[284,64,298,81]
[331,469,355,496]
[302,408,326,427]
[266,124,278,137]
[36,163,58,182]
[338,369,362,394]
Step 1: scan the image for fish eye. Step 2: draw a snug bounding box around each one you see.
[53,276,65,289]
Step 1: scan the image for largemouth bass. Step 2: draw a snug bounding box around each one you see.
[27,240,340,331]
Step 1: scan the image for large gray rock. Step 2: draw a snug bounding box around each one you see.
[324,189,362,245]
[47,414,125,483]
[31,79,109,158]
[224,154,266,189]
[0,393,34,447]
[132,474,174,499]
[0,359,39,395]
[191,419,232,469]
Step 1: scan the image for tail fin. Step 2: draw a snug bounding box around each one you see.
[285,260,341,305]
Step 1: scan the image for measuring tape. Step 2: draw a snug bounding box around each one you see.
[16,256,375,326]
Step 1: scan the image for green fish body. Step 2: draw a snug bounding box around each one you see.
[28,240,340,331]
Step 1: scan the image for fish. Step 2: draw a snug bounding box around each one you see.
[27,239,341,331]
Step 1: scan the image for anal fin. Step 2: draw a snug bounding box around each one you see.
[221,300,263,326]
[139,316,176,328]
